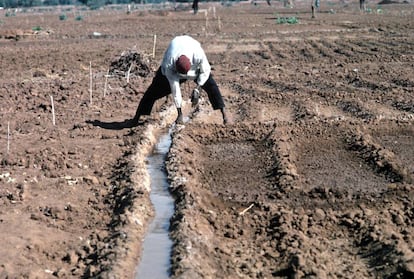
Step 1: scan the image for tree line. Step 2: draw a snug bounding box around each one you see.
[1,0,148,8]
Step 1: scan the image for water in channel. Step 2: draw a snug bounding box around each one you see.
[135,130,174,279]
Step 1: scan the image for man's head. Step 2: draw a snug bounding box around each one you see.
[176,55,191,74]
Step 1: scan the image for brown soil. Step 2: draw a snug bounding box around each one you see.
[0,1,413,278]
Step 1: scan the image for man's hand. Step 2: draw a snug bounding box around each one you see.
[191,87,200,107]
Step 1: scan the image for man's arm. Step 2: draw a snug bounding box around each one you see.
[166,74,182,109]
[195,48,211,86]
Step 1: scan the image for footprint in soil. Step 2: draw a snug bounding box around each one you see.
[85,119,144,130]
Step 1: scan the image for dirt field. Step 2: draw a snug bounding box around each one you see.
[0,1,413,278]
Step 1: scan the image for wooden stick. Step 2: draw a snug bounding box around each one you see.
[127,63,133,84]
[218,16,221,32]
[50,95,56,126]
[7,121,10,154]
[239,203,254,215]
[104,69,109,97]
[205,11,208,36]
[152,34,157,59]
[89,61,93,105]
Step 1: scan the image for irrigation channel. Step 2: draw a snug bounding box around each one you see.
[135,129,174,279]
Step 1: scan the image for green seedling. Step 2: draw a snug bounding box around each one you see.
[276,16,298,24]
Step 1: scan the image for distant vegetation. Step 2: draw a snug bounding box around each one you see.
[0,0,180,9]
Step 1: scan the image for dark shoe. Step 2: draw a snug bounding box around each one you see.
[175,114,184,125]
[223,116,230,125]
[222,110,232,125]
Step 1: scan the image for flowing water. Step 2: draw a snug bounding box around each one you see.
[135,130,174,279]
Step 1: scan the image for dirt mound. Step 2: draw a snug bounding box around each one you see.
[0,29,33,40]
[109,49,153,78]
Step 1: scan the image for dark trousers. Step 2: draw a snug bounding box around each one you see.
[134,67,225,118]
[359,0,366,10]
[192,0,199,13]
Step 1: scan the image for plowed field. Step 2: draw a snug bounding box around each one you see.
[0,1,413,278]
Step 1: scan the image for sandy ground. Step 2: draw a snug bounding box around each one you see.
[0,1,413,278]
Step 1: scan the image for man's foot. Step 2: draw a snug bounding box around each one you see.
[223,116,233,125]
[221,108,232,125]
[175,114,184,125]
[176,108,184,125]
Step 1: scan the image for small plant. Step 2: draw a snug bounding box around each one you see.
[32,26,42,31]
[5,11,16,17]
[59,14,67,21]
[287,17,298,24]
[276,16,298,24]
[376,6,384,14]
[75,15,83,21]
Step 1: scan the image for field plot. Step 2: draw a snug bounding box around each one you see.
[167,122,414,278]
[0,1,413,278]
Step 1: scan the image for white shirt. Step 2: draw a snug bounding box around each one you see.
[161,35,211,109]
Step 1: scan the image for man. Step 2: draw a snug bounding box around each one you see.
[311,0,320,19]
[359,0,366,12]
[192,0,199,14]
[128,35,229,126]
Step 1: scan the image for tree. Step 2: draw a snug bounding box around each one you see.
[77,0,107,9]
